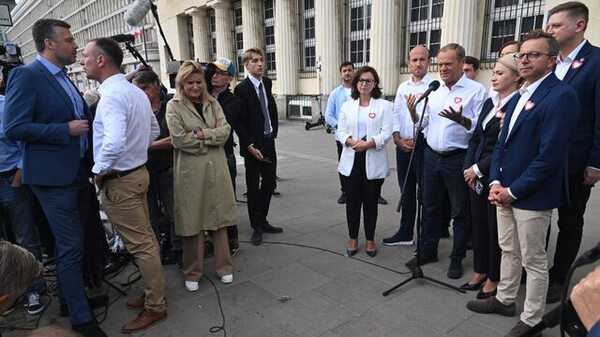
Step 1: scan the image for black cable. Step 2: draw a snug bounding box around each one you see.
[203,276,227,337]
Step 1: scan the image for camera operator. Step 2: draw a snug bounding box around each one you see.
[571,265,600,336]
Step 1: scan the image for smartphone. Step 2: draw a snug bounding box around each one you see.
[475,180,484,195]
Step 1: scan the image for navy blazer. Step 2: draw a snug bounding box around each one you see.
[3,59,91,186]
[233,76,278,157]
[559,41,600,173]
[490,73,580,210]
[463,97,502,184]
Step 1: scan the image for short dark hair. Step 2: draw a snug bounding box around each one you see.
[520,30,559,56]
[438,43,466,60]
[499,40,518,54]
[339,61,354,72]
[32,19,71,53]
[549,1,588,30]
[90,37,124,68]
[132,69,160,86]
[350,66,382,100]
[464,56,480,70]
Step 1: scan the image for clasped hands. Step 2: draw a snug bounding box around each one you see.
[488,184,515,207]
[346,137,373,152]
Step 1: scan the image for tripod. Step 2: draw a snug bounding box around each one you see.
[383,96,465,296]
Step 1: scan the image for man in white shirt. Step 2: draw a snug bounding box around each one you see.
[325,61,354,204]
[382,46,433,246]
[405,43,487,280]
[80,38,166,333]
[545,1,600,304]
[467,30,580,337]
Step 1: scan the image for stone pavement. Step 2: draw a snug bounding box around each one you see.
[2,121,599,337]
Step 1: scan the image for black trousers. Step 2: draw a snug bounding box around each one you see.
[470,187,501,281]
[550,173,593,285]
[336,140,347,193]
[244,137,277,230]
[344,151,384,241]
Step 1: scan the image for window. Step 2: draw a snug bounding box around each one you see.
[186,15,194,60]
[208,9,216,61]
[406,0,443,62]
[264,0,276,74]
[301,0,316,71]
[348,0,371,67]
[481,0,545,60]
[233,1,244,75]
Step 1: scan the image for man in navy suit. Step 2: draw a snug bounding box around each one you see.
[545,1,600,303]
[3,19,106,337]
[467,30,580,337]
[234,48,283,245]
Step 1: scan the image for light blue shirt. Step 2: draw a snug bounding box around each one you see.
[0,95,22,172]
[36,55,87,157]
[325,84,352,129]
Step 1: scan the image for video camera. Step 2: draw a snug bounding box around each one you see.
[0,41,24,94]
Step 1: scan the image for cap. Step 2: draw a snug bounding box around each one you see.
[210,57,235,76]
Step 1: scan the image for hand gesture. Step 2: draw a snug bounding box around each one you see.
[439,105,463,124]
[463,167,477,190]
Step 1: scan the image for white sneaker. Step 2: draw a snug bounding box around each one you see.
[185,280,199,292]
[220,274,233,284]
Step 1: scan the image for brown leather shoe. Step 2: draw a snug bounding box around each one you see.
[126,294,145,310]
[466,296,516,317]
[121,308,166,333]
[504,320,540,337]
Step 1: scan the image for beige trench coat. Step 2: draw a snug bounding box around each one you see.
[166,93,239,236]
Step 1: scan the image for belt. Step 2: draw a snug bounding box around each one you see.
[103,165,144,182]
[428,147,466,157]
[0,168,17,179]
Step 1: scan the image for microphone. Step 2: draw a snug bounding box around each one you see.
[109,34,135,43]
[415,80,440,105]
[124,0,152,27]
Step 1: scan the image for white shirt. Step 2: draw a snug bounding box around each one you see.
[506,72,552,139]
[421,74,487,152]
[555,39,587,80]
[392,73,434,139]
[357,105,369,140]
[248,74,273,134]
[344,87,352,100]
[92,74,160,175]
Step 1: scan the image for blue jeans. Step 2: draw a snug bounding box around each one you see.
[395,145,423,240]
[0,174,45,294]
[420,147,469,260]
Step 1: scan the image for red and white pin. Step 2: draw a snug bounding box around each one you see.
[524,101,535,111]
[494,109,504,118]
[454,97,463,104]
[572,58,584,69]
[368,112,376,119]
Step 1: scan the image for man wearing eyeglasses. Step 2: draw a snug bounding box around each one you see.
[545,1,600,304]
[467,30,580,337]
[404,43,486,280]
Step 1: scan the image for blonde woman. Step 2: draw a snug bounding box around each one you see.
[166,61,238,291]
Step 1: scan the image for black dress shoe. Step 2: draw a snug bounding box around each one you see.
[60,295,109,317]
[377,196,388,205]
[447,259,463,279]
[476,288,497,299]
[347,248,357,256]
[366,249,377,257]
[262,223,283,233]
[337,193,347,204]
[73,321,108,337]
[546,282,563,304]
[405,254,438,268]
[251,229,263,245]
[459,278,486,291]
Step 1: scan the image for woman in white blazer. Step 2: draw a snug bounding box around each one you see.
[336,66,393,257]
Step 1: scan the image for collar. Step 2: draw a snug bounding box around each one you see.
[36,54,67,76]
[491,90,518,109]
[442,73,469,90]
[558,39,587,64]
[520,72,552,96]
[248,74,263,88]
[97,74,126,95]
[408,73,434,86]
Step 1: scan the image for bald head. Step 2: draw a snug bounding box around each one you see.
[408,45,431,81]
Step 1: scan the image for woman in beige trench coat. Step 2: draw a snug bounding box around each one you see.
[166,61,239,291]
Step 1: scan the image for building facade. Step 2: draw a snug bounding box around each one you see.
[5,0,159,91]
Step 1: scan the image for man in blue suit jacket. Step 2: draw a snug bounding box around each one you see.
[546,1,600,303]
[3,19,105,337]
[467,31,580,337]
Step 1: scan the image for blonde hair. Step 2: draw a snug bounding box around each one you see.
[0,241,41,301]
[175,60,211,103]
[242,48,264,64]
[496,53,519,73]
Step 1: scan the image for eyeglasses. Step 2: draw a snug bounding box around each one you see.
[513,52,554,61]
[357,79,375,85]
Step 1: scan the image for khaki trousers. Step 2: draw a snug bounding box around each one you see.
[495,206,551,326]
[101,167,166,312]
[182,228,232,281]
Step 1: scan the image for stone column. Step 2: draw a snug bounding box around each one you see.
[370,0,401,96]
[242,0,264,50]
[187,7,211,62]
[274,0,298,96]
[441,0,478,56]
[315,0,343,95]
[211,0,235,62]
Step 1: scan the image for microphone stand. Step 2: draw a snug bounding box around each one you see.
[150,2,175,62]
[383,96,465,296]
